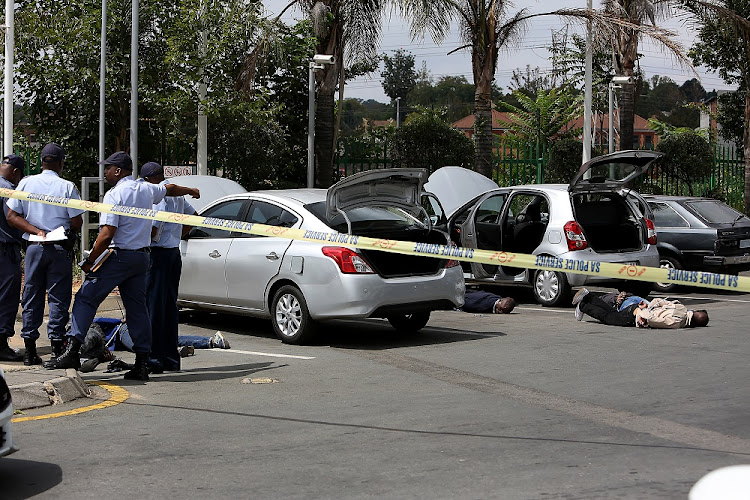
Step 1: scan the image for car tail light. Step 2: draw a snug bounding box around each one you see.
[564,221,588,251]
[644,218,657,245]
[322,246,374,274]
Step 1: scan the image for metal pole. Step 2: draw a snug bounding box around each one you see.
[129,0,139,176]
[196,1,207,176]
[582,0,592,165]
[608,83,614,154]
[396,97,401,128]
[4,0,14,157]
[307,62,315,188]
[98,0,107,200]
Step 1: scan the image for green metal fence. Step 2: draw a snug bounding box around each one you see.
[491,139,548,186]
[336,136,392,177]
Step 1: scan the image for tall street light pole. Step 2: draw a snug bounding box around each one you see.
[99,0,107,199]
[582,0,593,166]
[307,54,334,188]
[395,97,401,127]
[130,0,139,176]
[3,0,14,157]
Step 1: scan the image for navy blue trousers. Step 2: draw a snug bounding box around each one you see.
[21,243,72,341]
[0,244,22,339]
[146,247,182,370]
[69,249,151,353]
[462,290,502,313]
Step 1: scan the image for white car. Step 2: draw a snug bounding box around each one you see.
[425,151,661,306]
[178,169,465,344]
[0,366,18,457]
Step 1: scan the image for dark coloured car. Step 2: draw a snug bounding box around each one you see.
[643,195,750,292]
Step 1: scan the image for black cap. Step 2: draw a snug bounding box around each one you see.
[41,143,65,162]
[2,153,26,170]
[140,162,163,179]
[98,151,133,170]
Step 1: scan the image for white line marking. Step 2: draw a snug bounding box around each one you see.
[209,348,315,360]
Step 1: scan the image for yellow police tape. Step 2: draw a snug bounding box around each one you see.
[3,187,749,293]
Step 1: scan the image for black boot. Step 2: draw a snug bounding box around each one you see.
[23,339,42,366]
[48,337,81,370]
[0,337,22,362]
[42,339,66,368]
[123,352,149,381]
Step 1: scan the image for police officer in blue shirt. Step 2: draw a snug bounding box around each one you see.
[50,152,199,381]
[0,154,25,361]
[141,162,197,373]
[7,144,84,365]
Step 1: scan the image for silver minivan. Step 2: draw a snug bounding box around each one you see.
[425,151,661,306]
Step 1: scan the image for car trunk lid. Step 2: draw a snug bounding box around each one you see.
[569,150,663,194]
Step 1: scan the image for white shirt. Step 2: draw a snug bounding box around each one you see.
[100,176,167,250]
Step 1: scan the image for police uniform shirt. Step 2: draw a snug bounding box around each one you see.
[101,176,167,250]
[0,175,22,244]
[6,170,84,239]
[151,180,195,249]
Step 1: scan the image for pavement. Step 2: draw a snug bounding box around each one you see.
[2,293,124,411]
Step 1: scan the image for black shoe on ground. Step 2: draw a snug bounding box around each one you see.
[43,338,66,369]
[124,353,149,381]
[23,340,42,366]
[48,338,81,370]
[0,345,22,362]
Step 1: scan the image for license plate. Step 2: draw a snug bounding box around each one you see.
[740,239,750,249]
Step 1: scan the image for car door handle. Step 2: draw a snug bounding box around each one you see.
[266,252,279,260]
[209,250,221,259]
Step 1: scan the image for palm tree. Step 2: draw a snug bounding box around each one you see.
[240,0,386,188]
[398,1,687,179]
[603,1,671,151]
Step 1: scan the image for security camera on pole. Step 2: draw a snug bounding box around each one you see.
[608,76,633,153]
[308,54,335,188]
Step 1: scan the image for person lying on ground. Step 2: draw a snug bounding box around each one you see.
[572,288,708,328]
[461,289,516,314]
[177,332,231,357]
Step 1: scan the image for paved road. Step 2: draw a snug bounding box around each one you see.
[2,288,748,499]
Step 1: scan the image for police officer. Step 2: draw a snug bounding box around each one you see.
[0,155,25,361]
[51,152,199,381]
[141,162,197,373]
[7,144,84,365]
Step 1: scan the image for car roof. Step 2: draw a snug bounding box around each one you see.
[641,194,708,202]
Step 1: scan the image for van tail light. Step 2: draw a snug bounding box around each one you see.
[563,221,588,251]
[446,242,460,268]
[645,218,657,245]
[322,246,374,274]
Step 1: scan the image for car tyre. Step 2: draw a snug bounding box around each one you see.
[271,285,316,344]
[387,312,430,334]
[654,255,681,293]
[533,269,571,307]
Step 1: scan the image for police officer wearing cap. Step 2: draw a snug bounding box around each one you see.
[50,152,199,381]
[141,162,197,372]
[7,144,84,365]
[0,155,25,361]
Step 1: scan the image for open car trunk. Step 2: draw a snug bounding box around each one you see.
[573,192,644,252]
[357,228,449,278]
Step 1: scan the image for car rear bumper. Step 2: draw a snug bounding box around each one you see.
[560,248,660,287]
[301,266,466,320]
[704,254,750,269]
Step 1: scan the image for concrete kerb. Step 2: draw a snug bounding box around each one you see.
[4,293,123,411]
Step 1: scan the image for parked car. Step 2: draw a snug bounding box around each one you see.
[165,174,247,212]
[424,151,662,306]
[0,366,18,458]
[643,194,750,292]
[178,169,465,344]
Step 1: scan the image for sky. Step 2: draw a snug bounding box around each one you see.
[264,0,737,103]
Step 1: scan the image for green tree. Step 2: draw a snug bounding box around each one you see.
[381,48,417,123]
[389,107,475,172]
[546,138,587,184]
[717,89,744,152]
[499,88,583,147]
[655,130,713,195]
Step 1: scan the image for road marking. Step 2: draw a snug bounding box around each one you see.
[353,350,750,456]
[213,348,315,360]
[12,381,129,423]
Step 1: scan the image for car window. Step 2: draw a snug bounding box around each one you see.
[685,200,749,224]
[648,202,690,228]
[507,194,548,224]
[191,199,247,238]
[305,202,426,233]
[421,193,445,226]
[475,194,506,224]
[234,200,298,238]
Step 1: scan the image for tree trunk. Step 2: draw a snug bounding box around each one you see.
[618,80,635,150]
[473,84,493,179]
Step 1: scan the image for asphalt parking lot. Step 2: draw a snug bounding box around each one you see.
[3,286,749,499]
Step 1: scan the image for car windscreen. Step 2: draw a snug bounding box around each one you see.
[685,200,749,224]
[305,201,427,233]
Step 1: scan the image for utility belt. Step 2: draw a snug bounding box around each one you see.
[112,247,151,253]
